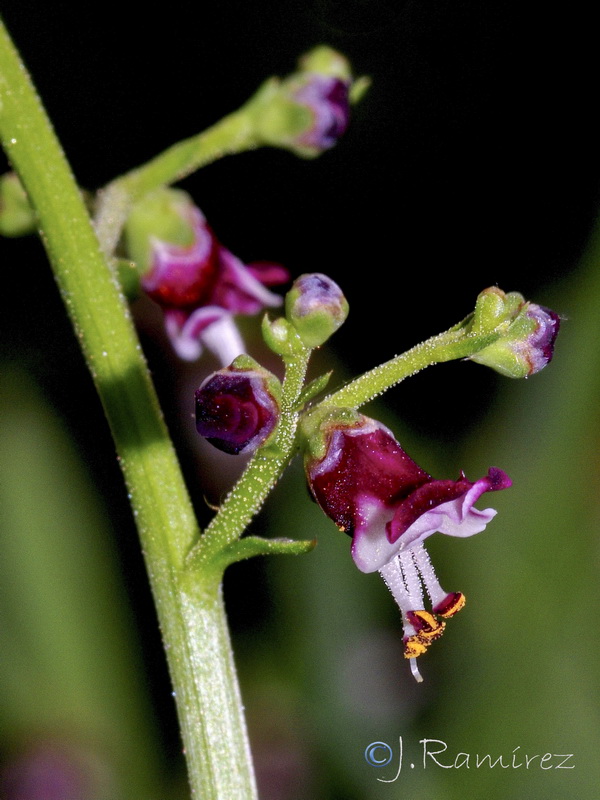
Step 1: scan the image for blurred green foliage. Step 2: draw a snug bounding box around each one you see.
[0,371,169,799]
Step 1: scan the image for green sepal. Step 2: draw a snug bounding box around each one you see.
[208,535,316,572]
[298,45,352,81]
[349,76,371,104]
[261,313,308,356]
[471,286,525,334]
[470,307,539,378]
[299,405,362,461]
[123,187,196,275]
[252,96,314,149]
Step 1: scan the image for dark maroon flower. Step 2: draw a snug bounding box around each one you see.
[195,358,281,455]
[305,413,511,681]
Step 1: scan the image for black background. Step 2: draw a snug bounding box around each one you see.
[2,2,598,433]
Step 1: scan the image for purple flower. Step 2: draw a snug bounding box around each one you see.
[195,357,281,454]
[141,206,289,363]
[305,413,511,681]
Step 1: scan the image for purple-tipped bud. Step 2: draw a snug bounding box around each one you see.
[246,46,368,158]
[470,288,561,378]
[195,356,281,454]
[289,74,351,154]
[285,273,349,348]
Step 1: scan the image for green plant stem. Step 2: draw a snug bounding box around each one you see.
[94,109,258,256]
[324,327,500,409]
[187,347,312,570]
[0,19,257,799]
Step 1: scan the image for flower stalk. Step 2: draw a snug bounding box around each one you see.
[94,110,257,256]
[324,323,500,410]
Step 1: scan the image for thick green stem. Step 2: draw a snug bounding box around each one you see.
[0,18,257,799]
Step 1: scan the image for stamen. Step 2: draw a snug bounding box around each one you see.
[434,591,466,618]
[403,635,428,658]
[411,543,448,608]
[379,556,423,619]
[398,550,425,610]
[406,610,446,642]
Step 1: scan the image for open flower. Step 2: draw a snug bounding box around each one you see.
[305,412,511,682]
[125,190,289,363]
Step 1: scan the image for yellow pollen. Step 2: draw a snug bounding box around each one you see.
[404,636,428,659]
[437,592,466,618]
[419,618,446,641]
[408,610,446,641]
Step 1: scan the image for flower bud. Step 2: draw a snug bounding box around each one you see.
[124,188,217,307]
[246,46,368,158]
[195,355,281,454]
[469,288,561,378]
[285,273,348,348]
[0,172,36,237]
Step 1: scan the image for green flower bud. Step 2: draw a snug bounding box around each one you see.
[285,273,349,348]
[469,288,561,378]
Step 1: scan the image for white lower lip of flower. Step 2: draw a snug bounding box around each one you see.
[196,315,246,365]
[171,309,246,364]
[352,496,497,573]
